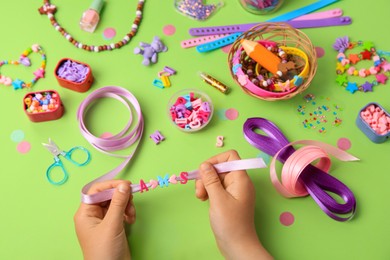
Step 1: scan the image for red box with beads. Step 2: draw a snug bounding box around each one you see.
[54,58,94,92]
[23,90,64,122]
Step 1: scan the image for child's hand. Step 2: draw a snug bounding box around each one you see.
[195,150,273,260]
[74,180,135,260]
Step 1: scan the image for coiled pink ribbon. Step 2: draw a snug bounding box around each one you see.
[244,118,359,221]
[77,86,144,204]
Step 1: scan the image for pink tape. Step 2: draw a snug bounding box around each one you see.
[270,140,359,198]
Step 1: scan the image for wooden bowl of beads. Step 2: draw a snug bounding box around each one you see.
[228,22,317,101]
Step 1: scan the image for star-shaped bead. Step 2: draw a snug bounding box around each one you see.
[12,79,24,90]
[336,62,346,74]
[376,73,388,84]
[336,74,348,86]
[361,81,374,92]
[363,41,375,51]
[360,50,372,60]
[348,54,360,64]
[346,82,358,93]
[33,69,45,79]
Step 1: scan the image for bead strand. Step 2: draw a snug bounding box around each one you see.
[39,0,145,52]
[0,44,46,90]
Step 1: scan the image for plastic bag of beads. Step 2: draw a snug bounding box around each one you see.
[174,0,224,21]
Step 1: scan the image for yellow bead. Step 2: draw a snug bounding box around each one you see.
[353,70,358,76]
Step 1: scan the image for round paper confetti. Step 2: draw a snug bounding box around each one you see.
[315,46,325,58]
[225,108,239,120]
[337,137,351,150]
[163,24,176,36]
[10,130,25,143]
[280,211,295,226]
[216,109,227,120]
[221,44,232,53]
[17,141,31,154]
[100,132,113,139]
[103,28,116,40]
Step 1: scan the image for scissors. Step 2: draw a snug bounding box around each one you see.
[42,138,91,185]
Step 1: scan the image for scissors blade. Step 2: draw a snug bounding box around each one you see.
[42,138,62,156]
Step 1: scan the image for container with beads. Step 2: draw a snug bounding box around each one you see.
[54,58,94,92]
[228,22,317,101]
[356,102,390,143]
[168,89,213,132]
[238,0,284,15]
[24,90,64,122]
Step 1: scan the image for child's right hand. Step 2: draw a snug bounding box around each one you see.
[195,150,273,260]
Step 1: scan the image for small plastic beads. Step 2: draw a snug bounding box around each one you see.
[39,0,145,52]
[24,91,60,114]
[174,0,223,20]
[333,36,390,93]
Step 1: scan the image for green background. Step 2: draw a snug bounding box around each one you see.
[1,0,390,259]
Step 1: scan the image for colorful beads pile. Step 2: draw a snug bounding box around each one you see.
[239,0,284,14]
[39,0,145,52]
[24,91,60,114]
[56,59,90,83]
[168,90,213,132]
[174,0,223,20]
[360,104,390,135]
[232,41,306,93]
[333,36,390,93]
[0,44,46,90]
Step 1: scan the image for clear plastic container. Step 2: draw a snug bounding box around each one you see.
[238,0,284,15]
[174,0,224,20]
[167,89,213,132]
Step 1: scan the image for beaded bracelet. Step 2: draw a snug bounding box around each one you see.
[231,42,310,98]
[0,44,46,90]
[38,0,145,52]
[333,36,390,93]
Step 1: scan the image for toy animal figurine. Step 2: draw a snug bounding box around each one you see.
[134,36,168,66]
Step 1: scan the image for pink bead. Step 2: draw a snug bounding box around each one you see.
[358,69,366,77]
[32,44,40,53]
[373,55,380,62]
[341,59,350,66]
[347,67,355,75]
[3,77,12,86]
[369,67,378,75]
[337,53,346,59]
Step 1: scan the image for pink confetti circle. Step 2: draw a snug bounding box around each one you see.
[337,137,351,150]
[100,132,113,139]
[225,108,239,120]
[163,24,176,36]
[221,44,233,53]
[280,211,295,226]
[315,46,325,58]
[17,141,31,154]
[103,28,116,40]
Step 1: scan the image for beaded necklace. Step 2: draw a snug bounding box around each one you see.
[333,36,390,93]
[39,0,145,52]
[0,44,46,90]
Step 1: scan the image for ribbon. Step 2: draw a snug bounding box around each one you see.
[77,86,144,204]
[82,158,267,204]
[243,117,359,221]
